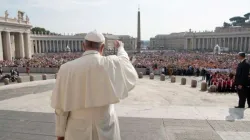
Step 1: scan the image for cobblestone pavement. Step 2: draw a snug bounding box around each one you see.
[0,76,250,140]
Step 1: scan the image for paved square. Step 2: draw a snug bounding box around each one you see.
[0,76,250,140]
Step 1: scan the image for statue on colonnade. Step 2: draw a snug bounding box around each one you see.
[214,44,221,55]
[4,10,9,20]
[17,11,25,21]
[26,15,30,23]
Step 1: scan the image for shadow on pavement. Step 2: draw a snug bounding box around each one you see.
[225,108,246,122]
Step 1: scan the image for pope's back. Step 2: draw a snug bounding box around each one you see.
[51,30,138,140]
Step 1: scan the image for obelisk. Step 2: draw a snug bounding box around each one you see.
[137,7,141,53]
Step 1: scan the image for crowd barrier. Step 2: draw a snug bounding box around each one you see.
[135,68,163,75]
[2,67,149,75]
[0,67,232,93]
[2,67,59,74]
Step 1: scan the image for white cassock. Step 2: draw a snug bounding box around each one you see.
[51,46,138,140]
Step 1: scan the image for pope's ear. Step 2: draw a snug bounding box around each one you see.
[101,44,105,51]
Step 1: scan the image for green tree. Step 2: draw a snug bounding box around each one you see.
[244,12,250,20]
[31,27,47,34]
[229,16,247,26]
[31,27,60,35]
[223,22,231,27]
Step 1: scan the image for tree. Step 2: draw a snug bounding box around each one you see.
[31,27,60,35]
[31,27,47,34]
[223,22,231,27]
[244,12,250,20]
[229,16,247,26]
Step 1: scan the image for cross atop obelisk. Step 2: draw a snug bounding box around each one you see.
[137,5,141,53]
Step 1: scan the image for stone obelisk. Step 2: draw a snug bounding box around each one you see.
[137,7,141,53]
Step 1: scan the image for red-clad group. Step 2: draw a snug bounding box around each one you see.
[209,73,236,92]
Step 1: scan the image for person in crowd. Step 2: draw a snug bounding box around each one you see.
[201,68,206,80]
[14,68,19,76]
[51,31,137,140]
[10,68,15,76]
[196,68,200,77]
[0,67,3,75]
[234,52,250,108]
[206,71,211,85]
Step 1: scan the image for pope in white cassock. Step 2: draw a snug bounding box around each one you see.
[51,30,138,140]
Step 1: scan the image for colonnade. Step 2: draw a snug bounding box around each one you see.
[33,40,84,53]
[0,31,31,60]
[188,36,250,52]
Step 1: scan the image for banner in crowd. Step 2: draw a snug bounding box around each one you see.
[205,68,231,73]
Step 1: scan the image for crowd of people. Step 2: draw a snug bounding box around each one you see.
[133,51,247,93]
[0,53,82,68]
[133,51,240,70]
[0,50,247,93]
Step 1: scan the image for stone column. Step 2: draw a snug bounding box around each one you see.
[201,38,204,50]
[45,40,48,53]
[24,33,31,58]
[75,40,77,52]
[43,40,46,53]
[224,38,227,48]
[46,40,48,53]
[72,40,74,52]
[16,32,25,58]
[219,38,221,47]
[246,37,249,52]
[34,40,38,53]
[75,40,78,52]
[0,31,3,60]
[41,40,43,53]
[239,37,242,51]
[192,38,196,50]
[244,37,248,52]
[206,38,209,50]
[60,40,63,52]
[3,32,12,60]
[79,40,81,51]
[184,38,188,50]
[51,40,53,52]
[197,38,200,50]
[210,38,213,50]
[248,37,250,52]
[232,38,235,51]
[38,40,41,53]
[236,37,239,51]
[50,40,52,52]
[53,40,56,52]
[57,40,59,52]
[49,40,52,52]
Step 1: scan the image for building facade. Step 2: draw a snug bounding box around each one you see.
[0,11,32,60]
[30,33,119,54]
[150,27,250,52]
[118,35,137,51]
[150,33,186,50]
[0,10,123,60]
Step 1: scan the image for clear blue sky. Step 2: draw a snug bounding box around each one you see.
[1,0,250,40]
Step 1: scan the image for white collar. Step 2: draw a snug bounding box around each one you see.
[82,50,99,56]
